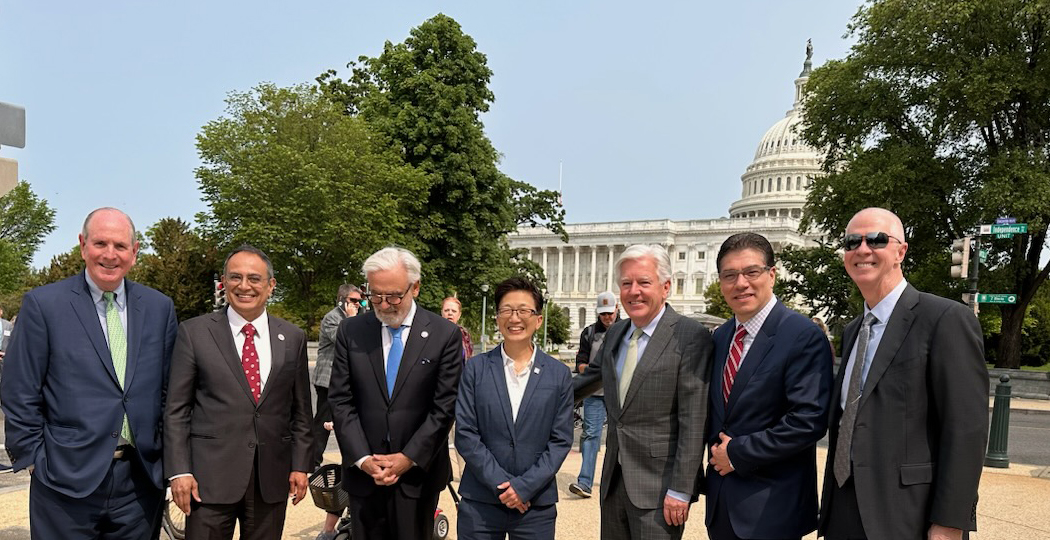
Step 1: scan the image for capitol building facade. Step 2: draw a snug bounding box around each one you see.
[508,49,824,335]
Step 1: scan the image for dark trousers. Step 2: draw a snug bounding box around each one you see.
[458,498,557,540]
[310,384,333,470]
[347,484,441,540]
[707,492,800,540]
[823,477,867,540]
[29,452,163,540]
[185,461,287,540]
[601,465,682,540]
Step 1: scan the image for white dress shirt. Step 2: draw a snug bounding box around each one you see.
[500,343,537,422]
[227,307,272,391]
[381,300,417,376]
[840,278,908,409]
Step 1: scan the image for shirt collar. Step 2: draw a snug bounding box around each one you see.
[84,272,126,308]
[865,279,908,324]
[381,300,417,330]
[737,295,778,337]
[227,306,269,337]
[500,343,537,373]
[629,304,667,339]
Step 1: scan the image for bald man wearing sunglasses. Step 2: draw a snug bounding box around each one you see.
[818,208,988,540]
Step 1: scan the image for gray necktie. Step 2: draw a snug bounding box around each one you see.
[834,312,878,487]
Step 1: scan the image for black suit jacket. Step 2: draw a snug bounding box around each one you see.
[164,309,314,504]
[705,301,833,538]
[328,307,462,498]
[818,284,988,538]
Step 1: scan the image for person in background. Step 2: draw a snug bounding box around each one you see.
[442,296,474,360]
[568,291,619,499]
[312,283,363,540]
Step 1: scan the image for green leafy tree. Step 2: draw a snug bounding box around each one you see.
[317,14,565,307]
[542,301,571,347]
[703,281,733,320]
[195,83,429,328]
[0,181,57,265]
[777,242,862,335]
[798,0,1050,368]
[131,217,222,321]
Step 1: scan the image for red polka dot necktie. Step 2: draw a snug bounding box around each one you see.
[722,325,748,404]
[241,323,261,402]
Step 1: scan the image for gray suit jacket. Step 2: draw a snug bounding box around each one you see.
[0,318,12,352]
[164,309,314,504]
[574,304,713,509]
[818,285,988,539]
[311,306,345,388]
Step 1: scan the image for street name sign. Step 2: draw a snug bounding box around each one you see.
[978,294,1017,304]
[980,223,1028,235]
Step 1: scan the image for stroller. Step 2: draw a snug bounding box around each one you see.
[308,464,457,540]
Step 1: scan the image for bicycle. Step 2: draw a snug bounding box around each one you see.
[162,487,187,540]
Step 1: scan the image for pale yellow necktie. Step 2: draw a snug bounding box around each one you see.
[618,328,645,406]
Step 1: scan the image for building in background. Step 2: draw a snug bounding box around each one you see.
[509,46,823,337]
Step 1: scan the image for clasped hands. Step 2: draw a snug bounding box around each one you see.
[496,481,530,514]
[361,453,413,486]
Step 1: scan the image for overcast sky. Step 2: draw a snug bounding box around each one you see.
[0,1,862,267]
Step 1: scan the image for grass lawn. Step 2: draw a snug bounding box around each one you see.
[987,363,1050,373]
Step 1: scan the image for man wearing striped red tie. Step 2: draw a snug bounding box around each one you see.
[704,232,833,540]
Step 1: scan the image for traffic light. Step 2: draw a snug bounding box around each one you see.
[214,276,226,309]
[951,237,971,279]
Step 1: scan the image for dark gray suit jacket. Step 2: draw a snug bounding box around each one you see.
[574,304,712,510]
[818,284,988,538]
[164,309,313,504]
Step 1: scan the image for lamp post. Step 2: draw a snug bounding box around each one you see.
[542,291,550,351]
[480,284,490,353]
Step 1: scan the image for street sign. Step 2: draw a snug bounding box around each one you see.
[980,249,989,262]
[980,223,1028,235]
[0,101,25,148]
[996,217,1016,224]
[995,233,1013,239]
[978,293,1017,304]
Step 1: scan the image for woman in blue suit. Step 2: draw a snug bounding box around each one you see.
[455,277,574,540]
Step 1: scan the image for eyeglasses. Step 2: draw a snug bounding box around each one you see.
[718,265,772,284]
[225,273,266,286]
[842,232,903,251]
[364,286,412,306]
[496,307,540,319]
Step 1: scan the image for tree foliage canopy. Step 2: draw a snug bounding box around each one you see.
[318,14,565,305]
[798,0,1050,367]
[131,218,222,322]
[195,83,430,327]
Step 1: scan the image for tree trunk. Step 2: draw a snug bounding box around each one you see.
[996,304,1025,369]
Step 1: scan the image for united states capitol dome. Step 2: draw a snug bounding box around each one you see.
[728,42,823,220]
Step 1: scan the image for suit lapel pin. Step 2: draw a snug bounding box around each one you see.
[421,331,429,338]
[278,333,285,341]
[533,367,540,374]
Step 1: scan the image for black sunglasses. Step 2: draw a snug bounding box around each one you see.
[842,232,903,251]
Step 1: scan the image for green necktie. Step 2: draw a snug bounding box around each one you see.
[104,292,133,445]
[618,328,645,406]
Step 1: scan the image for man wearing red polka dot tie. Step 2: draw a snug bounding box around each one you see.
[165,245,314,539]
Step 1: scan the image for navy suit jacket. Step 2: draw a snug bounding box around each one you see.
[455,346,573,507]
[1,272,177,497]
[705,301,833,538]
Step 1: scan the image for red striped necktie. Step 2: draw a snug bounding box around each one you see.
[722,325,748,404]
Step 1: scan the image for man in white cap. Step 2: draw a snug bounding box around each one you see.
[568,291,619,498]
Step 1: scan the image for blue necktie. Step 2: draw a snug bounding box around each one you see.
[386,326,405,397]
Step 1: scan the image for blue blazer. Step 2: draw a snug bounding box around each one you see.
[1,272,177,497]
[455,346,574,507]
[705,301,833,538]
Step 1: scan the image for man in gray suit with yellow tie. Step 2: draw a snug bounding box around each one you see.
[575,244,713,540]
